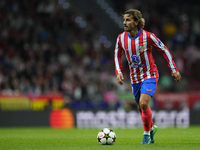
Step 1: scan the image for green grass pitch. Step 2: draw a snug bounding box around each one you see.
[0,126,200,150]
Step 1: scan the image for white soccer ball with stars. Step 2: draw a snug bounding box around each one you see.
[97,128,116,145]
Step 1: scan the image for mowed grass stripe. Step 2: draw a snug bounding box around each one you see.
[0,126,200,150]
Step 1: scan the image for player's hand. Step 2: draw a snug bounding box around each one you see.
[172,71,181,82]
[117,73,124,85]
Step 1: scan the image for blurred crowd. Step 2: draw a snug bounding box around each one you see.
[0,0,200,105]
[111,0,200,92]
[0,0,116,104]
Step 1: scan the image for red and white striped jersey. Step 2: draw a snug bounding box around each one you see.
[114,29,178,84]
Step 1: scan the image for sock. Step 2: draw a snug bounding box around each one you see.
[140,111,153,125]
[141,107,152,132]
[143,131,150,135]
[151,126,154,131]
[139,109,154,132]
[150,119,154,130]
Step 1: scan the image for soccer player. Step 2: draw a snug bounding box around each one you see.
[114,9,181,144]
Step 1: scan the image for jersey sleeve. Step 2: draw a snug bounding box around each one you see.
[149,33,178,73]
[114,35,123,76]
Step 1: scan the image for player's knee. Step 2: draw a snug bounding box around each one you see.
[140,102,148,110]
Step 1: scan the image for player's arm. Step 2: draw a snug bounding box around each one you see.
[149,33,181,82]
[114,36,124,85]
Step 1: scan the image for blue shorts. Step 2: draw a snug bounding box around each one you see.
[131,78,159,103]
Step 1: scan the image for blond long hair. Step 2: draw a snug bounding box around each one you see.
[122,9,145,29]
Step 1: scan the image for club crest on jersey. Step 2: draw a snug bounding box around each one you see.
[139,45,144,52]
[131,55,145,68]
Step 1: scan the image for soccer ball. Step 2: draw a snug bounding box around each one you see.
[97,128,116,145]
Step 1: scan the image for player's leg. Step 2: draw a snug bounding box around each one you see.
[136,101,154,127]
[139,94,152,144]
[136,102,142,115]
[131,81,157,144]
[139,78,158,144]
[136,99,155,143]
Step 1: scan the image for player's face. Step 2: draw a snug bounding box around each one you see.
[123,14,138,32]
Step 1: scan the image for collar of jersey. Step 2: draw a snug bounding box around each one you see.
[127,29,141,40]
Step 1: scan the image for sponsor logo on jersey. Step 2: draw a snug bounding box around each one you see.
[158,40,164,47]
[131,55,139,64]
[130,55,145,68]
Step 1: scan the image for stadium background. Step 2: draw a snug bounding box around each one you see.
[0,0,200,128]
